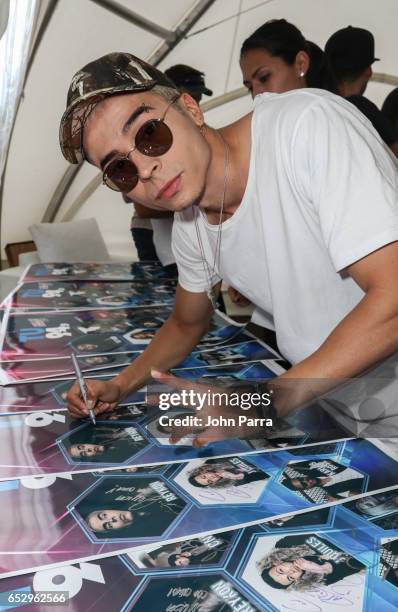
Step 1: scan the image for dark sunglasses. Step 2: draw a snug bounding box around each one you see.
[103,95,179,193]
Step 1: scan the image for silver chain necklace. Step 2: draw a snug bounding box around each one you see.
[193,130,230,310]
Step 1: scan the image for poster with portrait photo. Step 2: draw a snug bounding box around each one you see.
[272,439,398,511]
[59,423,151,466]
[0,453,324,577]
[172,456,271,506]
[1,457,397,581]
[0,411,157,478]
[0,375,144,415]
[0,402,262,479]
[0,305,170,360]
[279,458,367,504]
[171,359,286,383]
[73,475,187,542]
[21,261,179,283]
[262,507,333,531]
[0,351,137,384]
[8,280,177,312]
[128,531,238,571]
[106,309,256,352]
[0,492,394,610]
[344,488,398,522]
[124,573,259,611]
[240,531,367,611]
[178,339,280,369]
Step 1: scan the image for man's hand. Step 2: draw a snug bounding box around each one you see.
[66,379,121,419]
[150,370,264,447]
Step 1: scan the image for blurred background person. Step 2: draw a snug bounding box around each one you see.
[164,64,213,103]
[240,18,328,97]
[382,87,398,129]
[324,25,398,155]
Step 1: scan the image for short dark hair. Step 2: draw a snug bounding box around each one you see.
[241,19,307,65]
[327,62,368,85]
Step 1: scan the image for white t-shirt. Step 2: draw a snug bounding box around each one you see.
[152,217,175,266]
[172,89,398,364]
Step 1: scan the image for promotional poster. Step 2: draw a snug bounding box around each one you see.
[2,490,398,610]
[0,307,252,361]
[0,357,280,415]
[0,492,398,612]
[21,261,178,283]
[0,339,279,384]
[0,440,396,578]
[0,373,145,415]
[0,352,137,384]
[0,359,287,478]
[0,375,353,479]
[7,280,177,312]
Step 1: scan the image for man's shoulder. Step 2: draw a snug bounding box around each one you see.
[253,88,352,133]
[253,88,333,118]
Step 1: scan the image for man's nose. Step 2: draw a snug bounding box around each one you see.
[130,150,160,181]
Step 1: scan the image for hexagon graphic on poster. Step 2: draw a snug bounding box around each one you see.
[71,475,187,542]
[126,530,239,573]
[240,531,367,610]
[58,422,151,465]
[278,458,368,504]
[172,456,270,506]
[378,537,398,591]
[124,572,259,611]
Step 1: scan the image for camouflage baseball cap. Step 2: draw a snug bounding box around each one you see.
[59,52,178,164]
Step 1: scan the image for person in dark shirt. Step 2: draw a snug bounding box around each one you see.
[324,26,398,155]
[258,533,365,591]
[188,457,268,489]
[382,88,398,129]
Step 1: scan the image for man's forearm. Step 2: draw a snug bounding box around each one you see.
[113,315,208,399]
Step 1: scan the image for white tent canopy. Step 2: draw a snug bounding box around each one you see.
[1,0,397,261]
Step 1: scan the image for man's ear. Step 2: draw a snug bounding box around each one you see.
[178,92,204,127]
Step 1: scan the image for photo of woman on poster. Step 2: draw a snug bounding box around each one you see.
[257,533,365,590]
[242,532,366,604]
[187,457,268,489]
[74,476,186,540]
[352,491,398,518]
